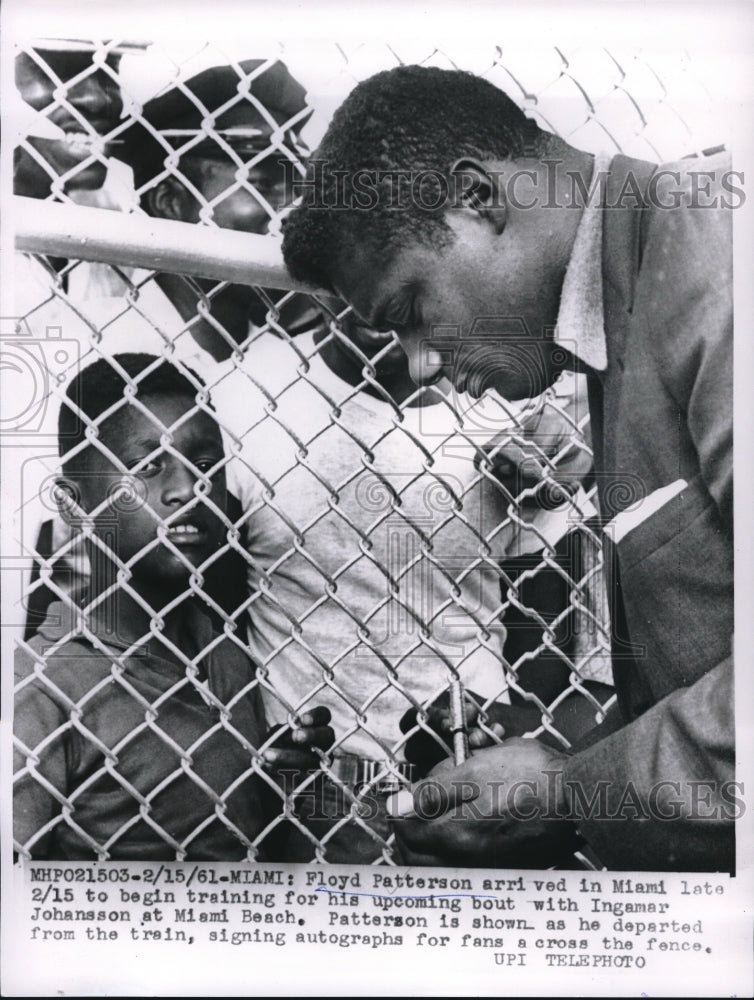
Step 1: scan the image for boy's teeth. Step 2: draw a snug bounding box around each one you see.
[169,524,200,535]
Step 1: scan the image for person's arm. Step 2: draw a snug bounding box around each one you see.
[24,519,56,641]
[563,656,734,870]
[390,372,735,869]
[649,159,732,526]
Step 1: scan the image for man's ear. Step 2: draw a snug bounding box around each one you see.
[53,477,84,526]
[146,177,194,221]
[449,157,506,234]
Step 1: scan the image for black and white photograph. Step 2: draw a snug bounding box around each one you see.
[1,0,752,995]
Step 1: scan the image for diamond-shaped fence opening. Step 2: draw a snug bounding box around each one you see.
[7,38,720,867]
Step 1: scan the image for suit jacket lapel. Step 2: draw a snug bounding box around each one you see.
[598,156,657,485]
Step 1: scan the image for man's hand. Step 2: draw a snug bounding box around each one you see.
[387,738,579,868]
[261,706,334,772]
[400,692,548,775]
[399,689,506,775]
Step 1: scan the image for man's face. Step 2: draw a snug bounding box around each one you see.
[158,149,294,329]
[318,295,406,373]
[71,394,227,593]
[182,151,292,235]
[14,49,123,198]
[332,211,568,401]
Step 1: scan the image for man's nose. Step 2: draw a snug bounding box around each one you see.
[405,340,446,387]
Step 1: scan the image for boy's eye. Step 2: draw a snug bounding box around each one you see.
[125,456,162,476]
[194,457,224,476]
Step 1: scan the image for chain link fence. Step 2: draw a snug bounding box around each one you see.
[6,38,720,865]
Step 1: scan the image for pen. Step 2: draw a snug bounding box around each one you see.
[449,679,469,765]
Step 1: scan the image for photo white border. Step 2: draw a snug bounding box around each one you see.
[2,1,752,995]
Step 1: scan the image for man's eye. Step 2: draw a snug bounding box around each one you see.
[248,173,287,197]
[350,317,374,331]
[389,299,419,333]
[407,301,422,329]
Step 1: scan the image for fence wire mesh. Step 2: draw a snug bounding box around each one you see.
[7,38,718,865]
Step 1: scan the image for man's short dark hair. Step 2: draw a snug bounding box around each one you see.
[282,65,543,290]
[59,354,208,472]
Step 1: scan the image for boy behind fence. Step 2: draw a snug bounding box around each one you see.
[13,353,330,860]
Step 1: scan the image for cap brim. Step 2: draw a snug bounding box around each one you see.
[28,38,151,55]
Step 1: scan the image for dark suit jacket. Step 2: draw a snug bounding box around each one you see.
[563,151,735,870]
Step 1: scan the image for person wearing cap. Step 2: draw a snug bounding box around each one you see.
[112,57,317,360]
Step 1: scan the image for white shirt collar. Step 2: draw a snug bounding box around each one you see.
[554,152,612,372]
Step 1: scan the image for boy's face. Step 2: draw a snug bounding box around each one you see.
[330,210,567,401]
[15,49,123,198]
[68,393,227,589]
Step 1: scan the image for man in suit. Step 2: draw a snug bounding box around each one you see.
[281,65,736,870]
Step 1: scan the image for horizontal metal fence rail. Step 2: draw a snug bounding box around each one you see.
[13,196,308,291]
